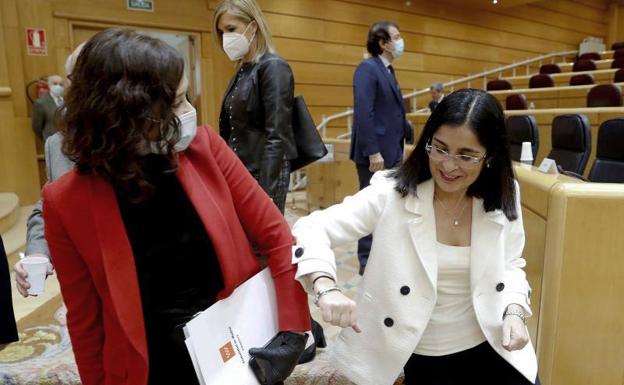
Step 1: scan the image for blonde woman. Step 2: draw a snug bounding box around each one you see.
[214,0,296,214]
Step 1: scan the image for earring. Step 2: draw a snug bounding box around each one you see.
[486,160,491,168]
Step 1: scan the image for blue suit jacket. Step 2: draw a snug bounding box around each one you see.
[350,56,412,167]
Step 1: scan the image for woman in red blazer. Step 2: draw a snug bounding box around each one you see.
[43,28,310,385]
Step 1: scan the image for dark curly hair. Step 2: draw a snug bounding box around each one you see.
[392,89,518,221]
[60,28,185,201]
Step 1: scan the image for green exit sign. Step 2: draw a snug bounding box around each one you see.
[128,0,154,12]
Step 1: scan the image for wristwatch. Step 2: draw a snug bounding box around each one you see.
[503,308,527,325]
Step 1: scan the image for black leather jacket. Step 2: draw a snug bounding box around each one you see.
[219,53,297,202]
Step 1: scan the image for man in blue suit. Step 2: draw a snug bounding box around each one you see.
[350,21,413,275]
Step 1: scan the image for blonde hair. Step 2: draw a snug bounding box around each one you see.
[213,0,275,63]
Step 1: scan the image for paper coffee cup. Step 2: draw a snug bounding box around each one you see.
[22,256,48,295]
[520,141,533,164]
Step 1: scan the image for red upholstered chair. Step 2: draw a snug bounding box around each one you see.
[539,64,561,74]
[505,94,528,110]
[529,74,554,88]
[569,74,594,86]
[611,58,624,69]
[586,84,623,107]
[486,79,512,91]
[612,42,624,51]
[572,59,597,72]
[578,52,601,61]
[613,49,624,59]
[615,68,624,83]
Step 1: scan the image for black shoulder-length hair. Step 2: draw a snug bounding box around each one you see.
[61,28,184,201]
[366,21,398,56]
[392,88,518,221]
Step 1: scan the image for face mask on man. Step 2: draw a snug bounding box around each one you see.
[222,22,256,61]
[50,84,64,97]
[390,38,405,59]
[150,107,198,153]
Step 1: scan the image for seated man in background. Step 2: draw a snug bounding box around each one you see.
[428,82,445,112]
[32,74,66,144]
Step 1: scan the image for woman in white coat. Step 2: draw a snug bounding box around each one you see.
[292,89,539,385]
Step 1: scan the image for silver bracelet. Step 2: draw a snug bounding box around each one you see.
[314,286,341,307]
[503,309,527,325]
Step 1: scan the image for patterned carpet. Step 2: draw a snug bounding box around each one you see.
[0,205,403,385]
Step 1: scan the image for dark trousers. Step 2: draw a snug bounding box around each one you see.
[355,164,374,275]
[273,159,291,214]
[403,342,540,385]
[0,236,18,345]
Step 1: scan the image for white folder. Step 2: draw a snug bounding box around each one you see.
[183,268,279,385]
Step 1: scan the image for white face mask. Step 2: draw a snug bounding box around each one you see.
[150,107,197,153]
[390,38,405,59]
[174,108,198,152]
[222,23,255,61]
[50,84,64,97]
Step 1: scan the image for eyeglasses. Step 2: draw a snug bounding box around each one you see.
[425,142,486,169]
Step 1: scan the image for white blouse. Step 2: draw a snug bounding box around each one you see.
[414,242,486,356]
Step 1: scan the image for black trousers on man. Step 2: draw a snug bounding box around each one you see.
[355,160,401,275]
[355,164,375,275]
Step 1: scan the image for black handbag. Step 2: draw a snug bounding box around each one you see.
[289,95,328,171]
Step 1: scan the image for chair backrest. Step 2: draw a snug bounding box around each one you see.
[573,59,597,72]
[588,118,624,183]
[578,52,601,61]
[539,64,561,74]
[569,73,594,86]
[587,84,623,107]
[611,58,624,69]
[486,79,513,91]
[614,49,624,59]
[548,114,591,174]
[506,115,539,163]
[529,74,554,88]
[612,42,624,51]
[615,68,624,83]
[505,94,528,110]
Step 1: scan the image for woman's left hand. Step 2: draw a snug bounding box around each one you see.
[501,315,529,352]
[249,331,308,385]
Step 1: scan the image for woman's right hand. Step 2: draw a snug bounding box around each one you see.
[314,277,361,333]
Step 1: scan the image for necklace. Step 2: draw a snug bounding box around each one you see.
[435,194,469,226]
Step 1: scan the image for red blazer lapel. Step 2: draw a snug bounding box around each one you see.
[176,153,253,298]
[89,176,148,362]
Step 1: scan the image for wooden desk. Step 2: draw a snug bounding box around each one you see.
[537,182,624,385]
[514,165,582,349]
